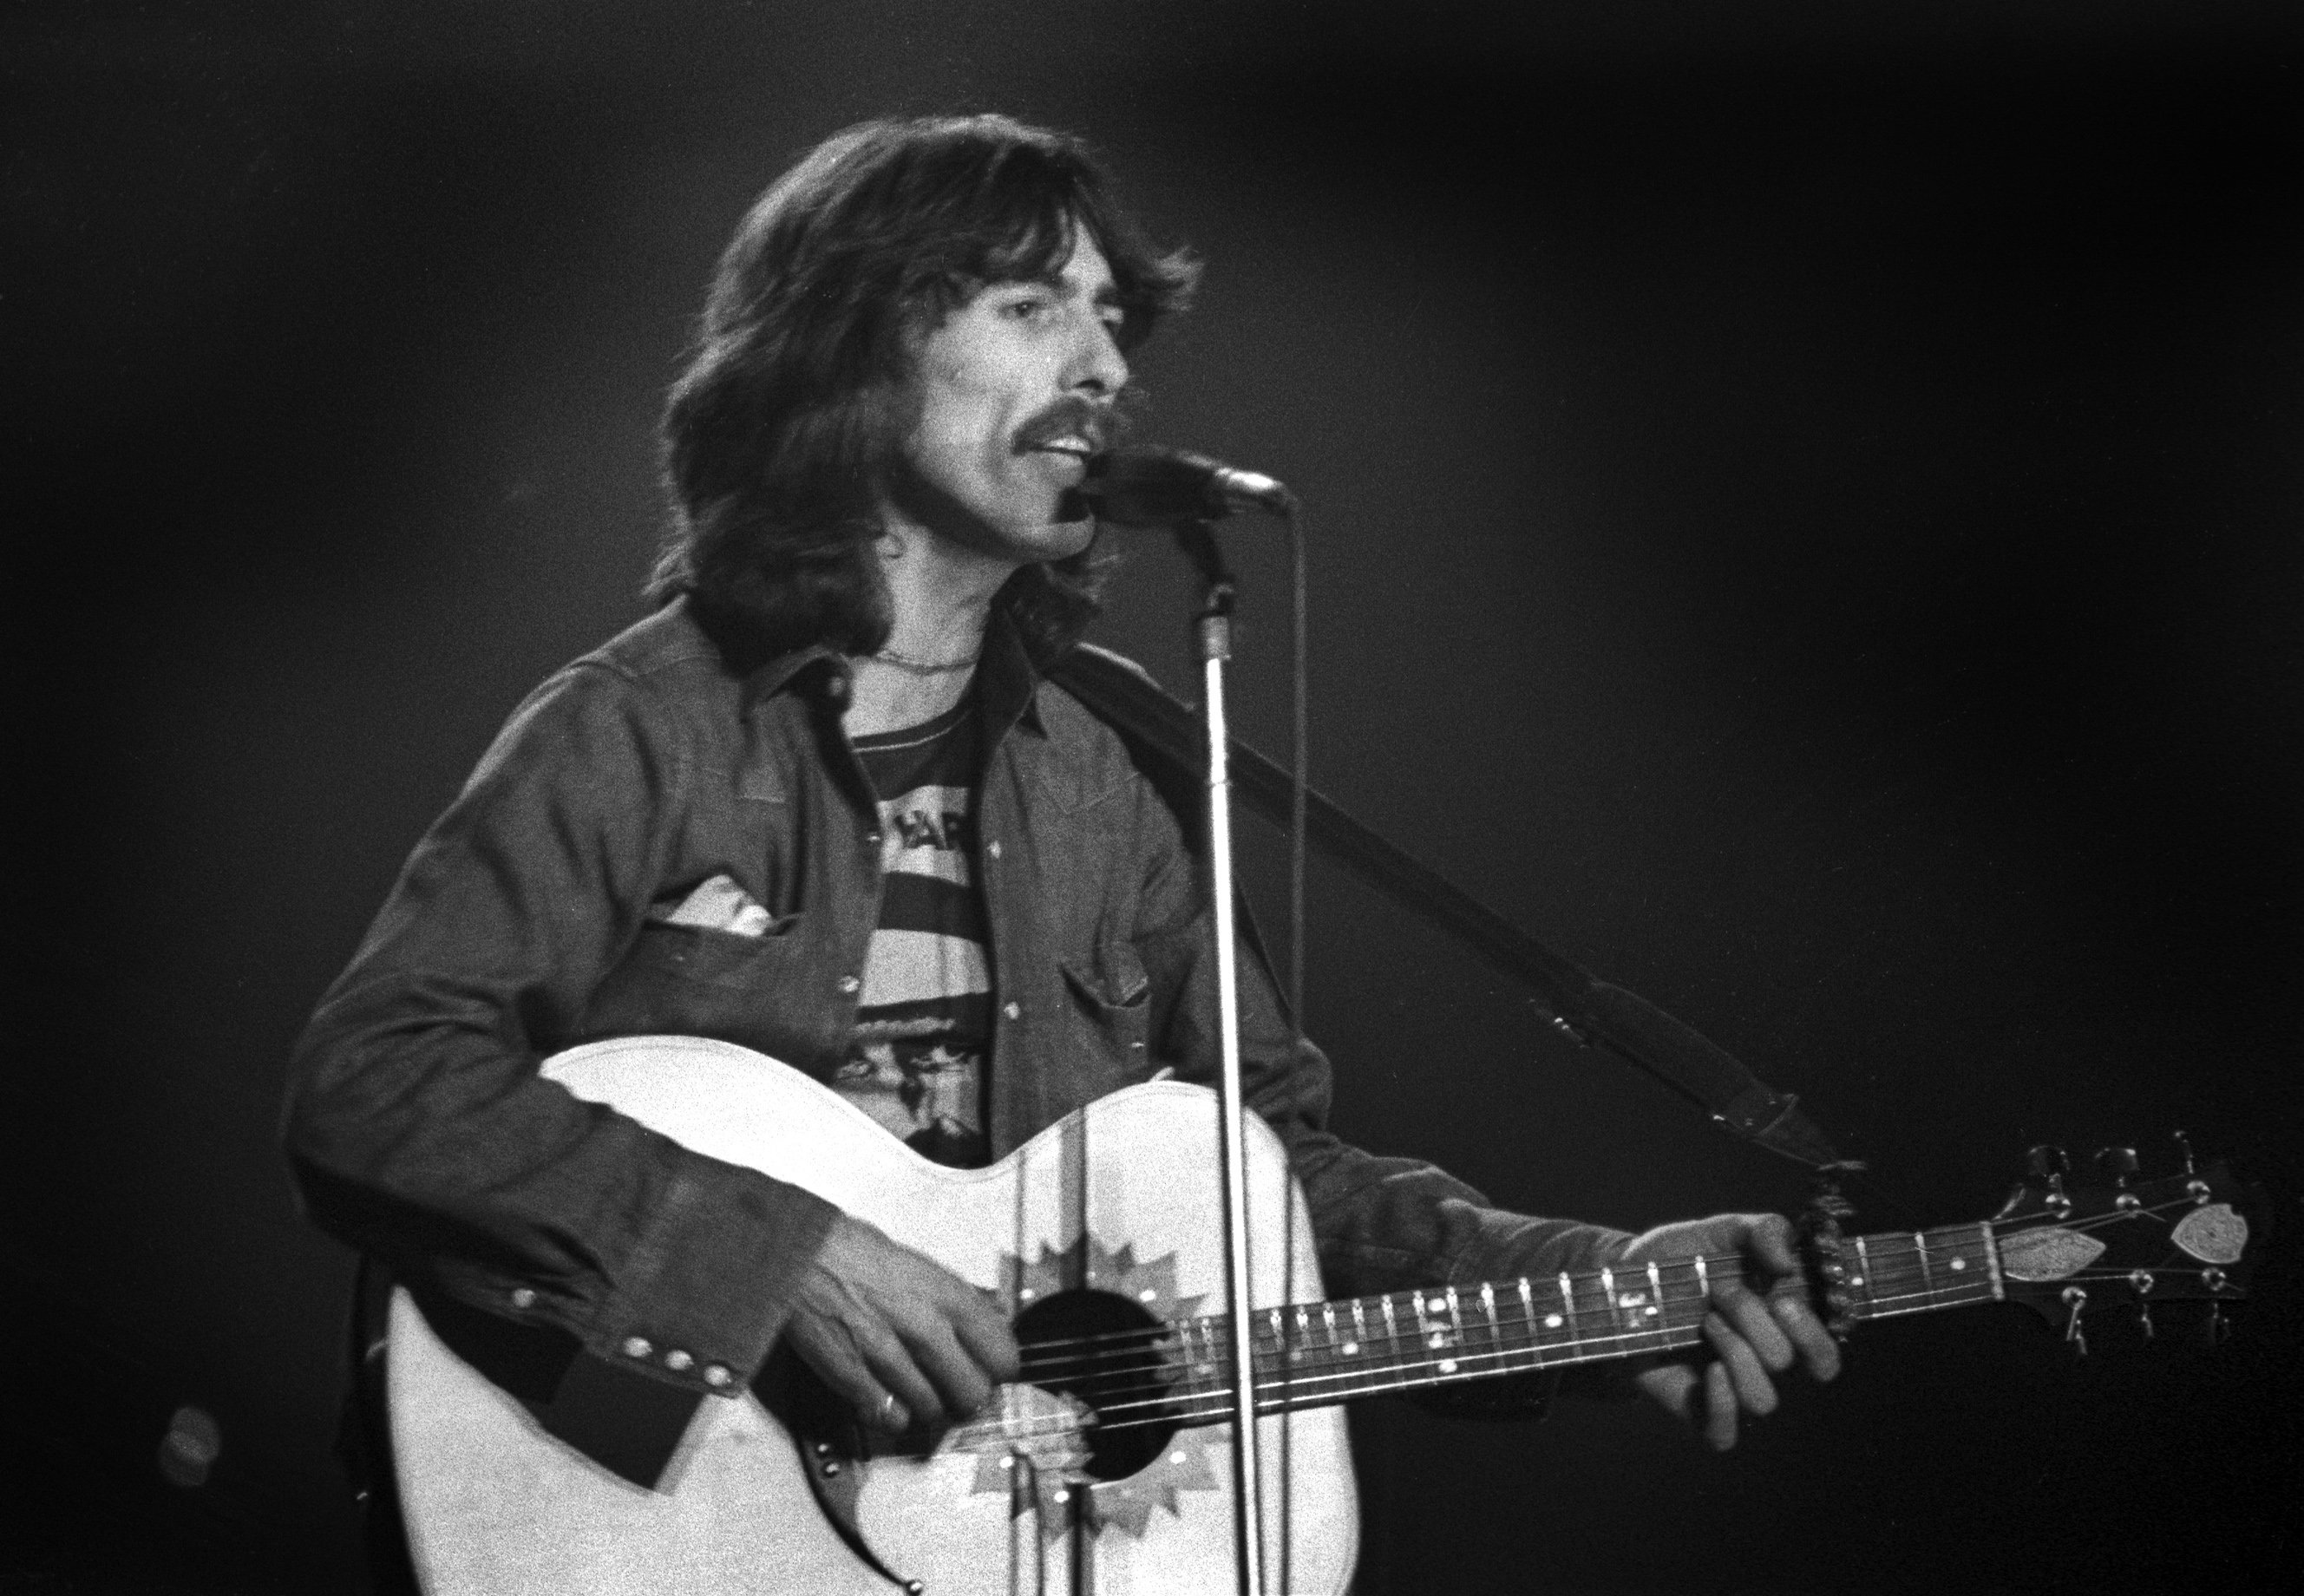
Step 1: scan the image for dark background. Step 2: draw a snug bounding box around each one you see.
[9,2,2300,1591]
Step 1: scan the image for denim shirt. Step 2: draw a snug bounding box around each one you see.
[284,598,1627,1465]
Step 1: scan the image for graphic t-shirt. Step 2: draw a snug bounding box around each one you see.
[833,697,992,1167]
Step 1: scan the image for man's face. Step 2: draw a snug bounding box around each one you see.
[886,226,1129,565]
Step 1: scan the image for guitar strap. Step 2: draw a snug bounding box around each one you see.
[1049,644,1841,1170]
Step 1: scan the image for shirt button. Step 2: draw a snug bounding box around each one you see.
[621,1336,653,1359]
[986,841,1003,860]
[664,1350,694,1372]
[704,1364,733,1389]
[509,1287,537,1310]
[1003,1002,1021,1021]
[838,975,861,995]
[865,832,882,848]
[825,675,848,701]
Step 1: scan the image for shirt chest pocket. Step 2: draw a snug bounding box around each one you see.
[576,916,835,1068]
[1057,940,1152,1081]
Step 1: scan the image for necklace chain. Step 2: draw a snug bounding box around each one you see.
[867,645,981,676]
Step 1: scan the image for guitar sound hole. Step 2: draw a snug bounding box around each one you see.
[1013,1289,1180,1481]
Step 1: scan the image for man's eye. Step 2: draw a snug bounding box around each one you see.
[1004,296,1048,320]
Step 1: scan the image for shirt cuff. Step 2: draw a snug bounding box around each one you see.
[579,1161,841,1398]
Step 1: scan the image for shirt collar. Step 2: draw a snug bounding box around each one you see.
[735,612,1050,737]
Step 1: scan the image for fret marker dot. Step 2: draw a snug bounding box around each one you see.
[1427,1298,1448,1314]
[1849,1276,1865,1287]
[1645,1305,1659,1318]
[1428,1332,1447,1349]
[1544,1314,1563,1329]
[1949,1259,1967,1272]
[1438,1358,1457,1375]
[1341,1341,1358,1356]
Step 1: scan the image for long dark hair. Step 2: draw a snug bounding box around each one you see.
[651,114,1200,663]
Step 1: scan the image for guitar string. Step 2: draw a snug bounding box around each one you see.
[1015,1247,1813,1379]
[1018,1280,1770,1418]
[950,1318,1734,1446]
[1014,1239,2199,1412]
[1009,1298,1730,1426]
[942,1203,2223,1449]
[1009,1196,2204,1377]
[1088,1259,2212,1437]
[1015,1249,1904,1385]
[1010,1253,1769,1368]
[1054,1263,2147,1431]
[1013,1273,1749,1388]
[970,1258,2212,1446]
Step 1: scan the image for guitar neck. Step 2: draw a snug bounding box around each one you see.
[1160,1222,2004,1421]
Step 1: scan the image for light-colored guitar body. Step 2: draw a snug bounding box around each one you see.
[389,1035,1358,1594]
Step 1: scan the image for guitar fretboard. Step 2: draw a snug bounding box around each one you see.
[1089,1223,2005,1429]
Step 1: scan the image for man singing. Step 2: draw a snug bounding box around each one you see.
[284,113,1837,1588]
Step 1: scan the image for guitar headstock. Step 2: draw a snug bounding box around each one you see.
[1988,1135,2256,1350]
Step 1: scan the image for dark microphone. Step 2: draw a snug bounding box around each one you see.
[1083,447,1298,523]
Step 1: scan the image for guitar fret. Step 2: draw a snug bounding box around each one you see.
[1380,1292,1411,1391]
[1559,1272,1580,1357]
[1915,1230,1934,1297]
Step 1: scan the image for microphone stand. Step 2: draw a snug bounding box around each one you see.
[1172,518,1267,1596]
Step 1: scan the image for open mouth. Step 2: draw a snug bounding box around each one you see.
[1014,398,1114,465]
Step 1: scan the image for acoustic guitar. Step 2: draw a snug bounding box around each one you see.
[388,1035,2254,1594]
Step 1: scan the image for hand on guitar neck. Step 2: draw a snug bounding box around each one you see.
[783,1211,1022,1436]
[1616,1213,1843,1450]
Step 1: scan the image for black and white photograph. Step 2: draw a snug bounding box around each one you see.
[10,3,2299,1591]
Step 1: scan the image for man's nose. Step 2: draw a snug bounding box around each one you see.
[1067,312,1128,398]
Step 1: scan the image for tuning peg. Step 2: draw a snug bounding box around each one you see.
[2170,1130,2216,1200]
[2127,1270,2156,1340]
[2096,1147,2144,1212]
[2028,1145,2073,1215]
[2061,1285,2089,1356]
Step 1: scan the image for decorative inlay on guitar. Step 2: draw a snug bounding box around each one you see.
[388,1036,2254,1596]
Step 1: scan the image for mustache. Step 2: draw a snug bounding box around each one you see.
[1012,395,1134,456]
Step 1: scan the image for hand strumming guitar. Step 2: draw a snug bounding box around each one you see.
[783,1211,1021,1436]
[1618,1212,1842,1449]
